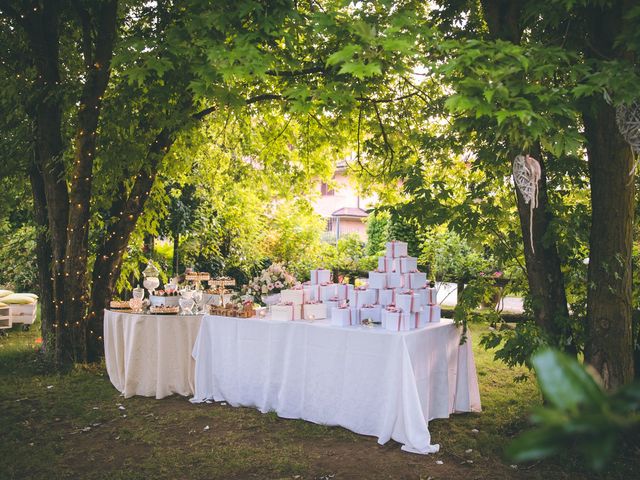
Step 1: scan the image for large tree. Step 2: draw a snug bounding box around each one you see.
[0,0,309,364]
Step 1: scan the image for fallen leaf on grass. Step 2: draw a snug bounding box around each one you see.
[435,460,444,465]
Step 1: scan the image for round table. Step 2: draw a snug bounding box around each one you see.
[103,309,204,399]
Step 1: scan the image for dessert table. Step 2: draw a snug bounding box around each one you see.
[103,309,204,399]
[191,315,481,454]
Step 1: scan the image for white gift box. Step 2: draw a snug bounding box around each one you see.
[385,240,408,258]
[382,309,413,331]
[303,303,327,320]
[319,283,337,301]
[359,305,382,323]
[396,292,422,313]
[405,272,427,289]
[380,308,397,329]
[334,283,353,301]
[331,307,359,326]
[377,257,397,272]
[378,288,397,306]
[413,309,429,328]
[348,288,376,308]
[423,287,437,305]
[368,271,387,289]
[280,289,305,305]
[324,299,342,319]
[310,269,332,285]
[387,272,403,288]
[415,287,437,305]
[271,303,302,321]
[399,256,418,273]
[308,284,320,301]
[424,304,441,323]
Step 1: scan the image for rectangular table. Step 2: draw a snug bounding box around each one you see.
[191,315,481,454]
[104,310,204,399]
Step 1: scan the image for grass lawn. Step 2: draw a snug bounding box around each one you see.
[0,320,637,480]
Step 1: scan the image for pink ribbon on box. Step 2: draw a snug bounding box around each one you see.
[428,288,436,305]
[391,241,396,257]
[429,304,435,322]
[410,294,415,313]
[415,311,420,328]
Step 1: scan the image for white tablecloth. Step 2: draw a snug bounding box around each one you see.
[104,310,203,399]
[191,315,481,454]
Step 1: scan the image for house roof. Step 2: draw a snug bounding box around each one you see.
[331,207,369,218]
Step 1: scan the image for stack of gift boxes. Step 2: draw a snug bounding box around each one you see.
[271,240,440,331]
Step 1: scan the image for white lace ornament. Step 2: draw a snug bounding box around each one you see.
[513,154,541,254]
[616,102,640,179]
[616,102,640,154]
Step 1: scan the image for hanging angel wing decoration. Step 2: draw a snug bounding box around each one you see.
[513,154,541,254]
[616,102,640,155]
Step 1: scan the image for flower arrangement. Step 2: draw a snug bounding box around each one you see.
[242,263,297,303]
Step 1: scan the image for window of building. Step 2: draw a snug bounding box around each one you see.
[320,182,335,196]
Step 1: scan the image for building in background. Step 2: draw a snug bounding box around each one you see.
[313,161,375,242]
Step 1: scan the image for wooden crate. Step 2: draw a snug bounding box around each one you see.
[0,306,10,330]
[9,303,37,325]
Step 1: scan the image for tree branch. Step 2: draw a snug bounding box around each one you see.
[264,65,327,77]
[73,1,93,67]
[193,93,284,120]
[356,91,420,104]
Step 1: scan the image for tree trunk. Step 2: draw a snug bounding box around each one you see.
[580,1,636,389]
[21,3,72,366]
[62,0,118,364]
[173,232,180,277]
[28,161,54,354]
[513,150,573,351]
[87,129,175,361]
[481,0,573,352]
[582,98,635,388]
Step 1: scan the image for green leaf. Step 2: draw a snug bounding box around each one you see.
[505,426,566,462]
[532,349,606,412]
[326,44,362,66]
[483,89,495,103]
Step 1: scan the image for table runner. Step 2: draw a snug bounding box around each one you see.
[191,315,481,454]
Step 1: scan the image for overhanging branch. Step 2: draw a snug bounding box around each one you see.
[193,93,284,120]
